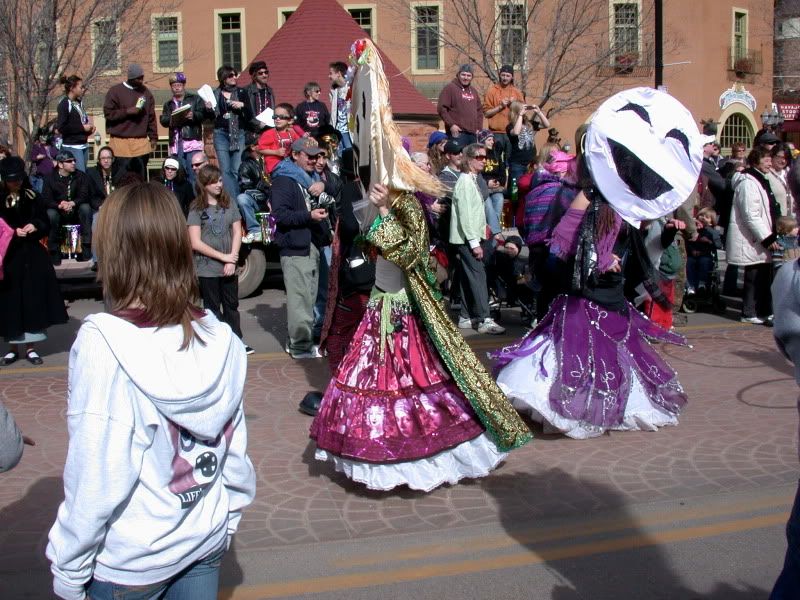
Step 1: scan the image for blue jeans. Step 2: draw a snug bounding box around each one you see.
[86,544,225,600]
[313,245,331,339]
[63,146,89,173]
[771,481,800,599]
[686,254,714,289]
[213,129,244,197]
[337,131,352,157]
[237,192,260,234]
[485,192,505,235]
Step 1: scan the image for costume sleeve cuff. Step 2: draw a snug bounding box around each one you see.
[762,233,777,248]
[53,576,87,600]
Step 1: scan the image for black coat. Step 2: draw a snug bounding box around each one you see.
[160,92,211,144]
[86,165,125,211]
[160,178,194,216]
[241,83,276,144]
[0,187,68,338]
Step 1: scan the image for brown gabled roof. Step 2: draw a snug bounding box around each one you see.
[244,0,437,118]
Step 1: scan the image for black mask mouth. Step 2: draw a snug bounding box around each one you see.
[608,139,673,200]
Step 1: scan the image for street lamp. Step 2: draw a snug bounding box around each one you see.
[94,132,102,146]
[761,106,785,130]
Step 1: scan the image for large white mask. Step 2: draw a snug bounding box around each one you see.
[585,87,702,225]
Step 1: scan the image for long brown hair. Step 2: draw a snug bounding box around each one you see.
[191,164,231,211]
[95,182,203,349]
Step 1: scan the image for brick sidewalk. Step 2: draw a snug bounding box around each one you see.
[0,324,797,597]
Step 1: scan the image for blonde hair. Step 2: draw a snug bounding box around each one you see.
[696,207,718,226]
[95,183,203,349]
[777,215,798,235]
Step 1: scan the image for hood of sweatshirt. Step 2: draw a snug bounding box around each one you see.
[84,312,246,440]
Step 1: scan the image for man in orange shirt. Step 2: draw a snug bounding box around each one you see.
[482,65,524,166]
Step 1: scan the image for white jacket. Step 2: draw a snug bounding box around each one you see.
[725,172,774,266]
[46,312,256,600]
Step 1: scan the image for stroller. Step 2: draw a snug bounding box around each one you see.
[680,248,726,314]
[487,238,538,327]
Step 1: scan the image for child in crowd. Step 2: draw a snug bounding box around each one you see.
[187,164,252,354]
[256,102,306,174]
[47,182,255,600]
[294,82,330,137]
[774,215,800,270]
[686,207,723,295]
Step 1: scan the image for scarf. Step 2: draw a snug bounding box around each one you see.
[745,167,780,232]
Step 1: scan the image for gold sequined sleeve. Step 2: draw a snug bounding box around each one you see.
[368,193,429,271]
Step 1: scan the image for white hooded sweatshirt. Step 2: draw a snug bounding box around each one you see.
[46,312,256,600]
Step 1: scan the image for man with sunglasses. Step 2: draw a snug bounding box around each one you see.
[242,61,276,146]
[160,72,213,186]
[42,150,92,265]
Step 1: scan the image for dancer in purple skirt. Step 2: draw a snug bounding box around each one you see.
[491,87,704,439]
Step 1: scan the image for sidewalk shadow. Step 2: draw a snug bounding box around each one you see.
[0,476,64,598]
[732,348,795,378]
[25,315,83,359]
[484,469,770,599]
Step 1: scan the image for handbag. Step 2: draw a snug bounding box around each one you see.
[0,217,13,280]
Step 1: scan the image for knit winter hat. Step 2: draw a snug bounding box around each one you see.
[458,64,473,75]
[477,129,494,144]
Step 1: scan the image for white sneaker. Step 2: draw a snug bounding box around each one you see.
[242,232,255,244]
[458,317,474,329]
[477,317,505,335]
[740,316,764,324]
[291,345,322,359]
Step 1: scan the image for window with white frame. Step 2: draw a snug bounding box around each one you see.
[94,19,119,73]
[219,12,243,70]
[348,7,374,38]
[778,17,800,40]
[611,2,639,57]
[154,16,180,70]
[279,9,295,25]
[733,11,748,60]
[498,2,525,67]
[414,5,441,71]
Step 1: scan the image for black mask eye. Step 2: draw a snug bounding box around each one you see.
[616,103,652,126]
[665,129,691,158]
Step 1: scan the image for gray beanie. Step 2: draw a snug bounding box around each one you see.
[458,64,473,75]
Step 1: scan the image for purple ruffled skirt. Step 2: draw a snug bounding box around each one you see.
[310,290,506,490]
[491,295,689,439]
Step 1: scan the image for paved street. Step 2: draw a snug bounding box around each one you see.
[0,287,797,599]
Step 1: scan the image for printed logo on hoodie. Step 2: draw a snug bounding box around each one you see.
[168,420,233,509]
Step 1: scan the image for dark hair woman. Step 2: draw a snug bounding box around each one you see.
[55,75,94,172]
[0,157,68,365]
[212,65,247,198]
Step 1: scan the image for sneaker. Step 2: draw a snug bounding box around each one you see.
[477,317,505,335]
[291,345,322,360]
[244,345,254,355]
[458,317,474,329]
[241,232,255,244]
[740,316,764,324]
[488,298,500,309]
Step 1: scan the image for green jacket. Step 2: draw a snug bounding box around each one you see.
[449,173,487,245]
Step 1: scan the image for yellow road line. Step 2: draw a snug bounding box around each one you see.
[222,512,787,599]
[333,491,793,567]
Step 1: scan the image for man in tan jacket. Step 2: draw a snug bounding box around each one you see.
[482,65,524,166]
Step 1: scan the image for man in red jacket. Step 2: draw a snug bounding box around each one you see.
[103,64,157,179]
[437,64,484,146]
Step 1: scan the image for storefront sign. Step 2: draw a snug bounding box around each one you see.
[778,103,800,120]
[719,83,757,112]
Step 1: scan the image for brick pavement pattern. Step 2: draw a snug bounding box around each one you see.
[0,324,797,597]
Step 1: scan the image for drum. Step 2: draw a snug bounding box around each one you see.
[60,224,82,259]
[255,212,274,244]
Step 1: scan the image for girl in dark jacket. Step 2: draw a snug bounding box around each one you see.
[0,157,68,365]
[55,75,94,172]
[212,66,248,198]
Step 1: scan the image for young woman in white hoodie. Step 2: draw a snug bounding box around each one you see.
[46,182,256,600]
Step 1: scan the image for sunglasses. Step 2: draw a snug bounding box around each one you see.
[473,155,487,160]
[274,114,291,120]
[61,159,76,163]
[191,162,207,168]
[256,70,269,75]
